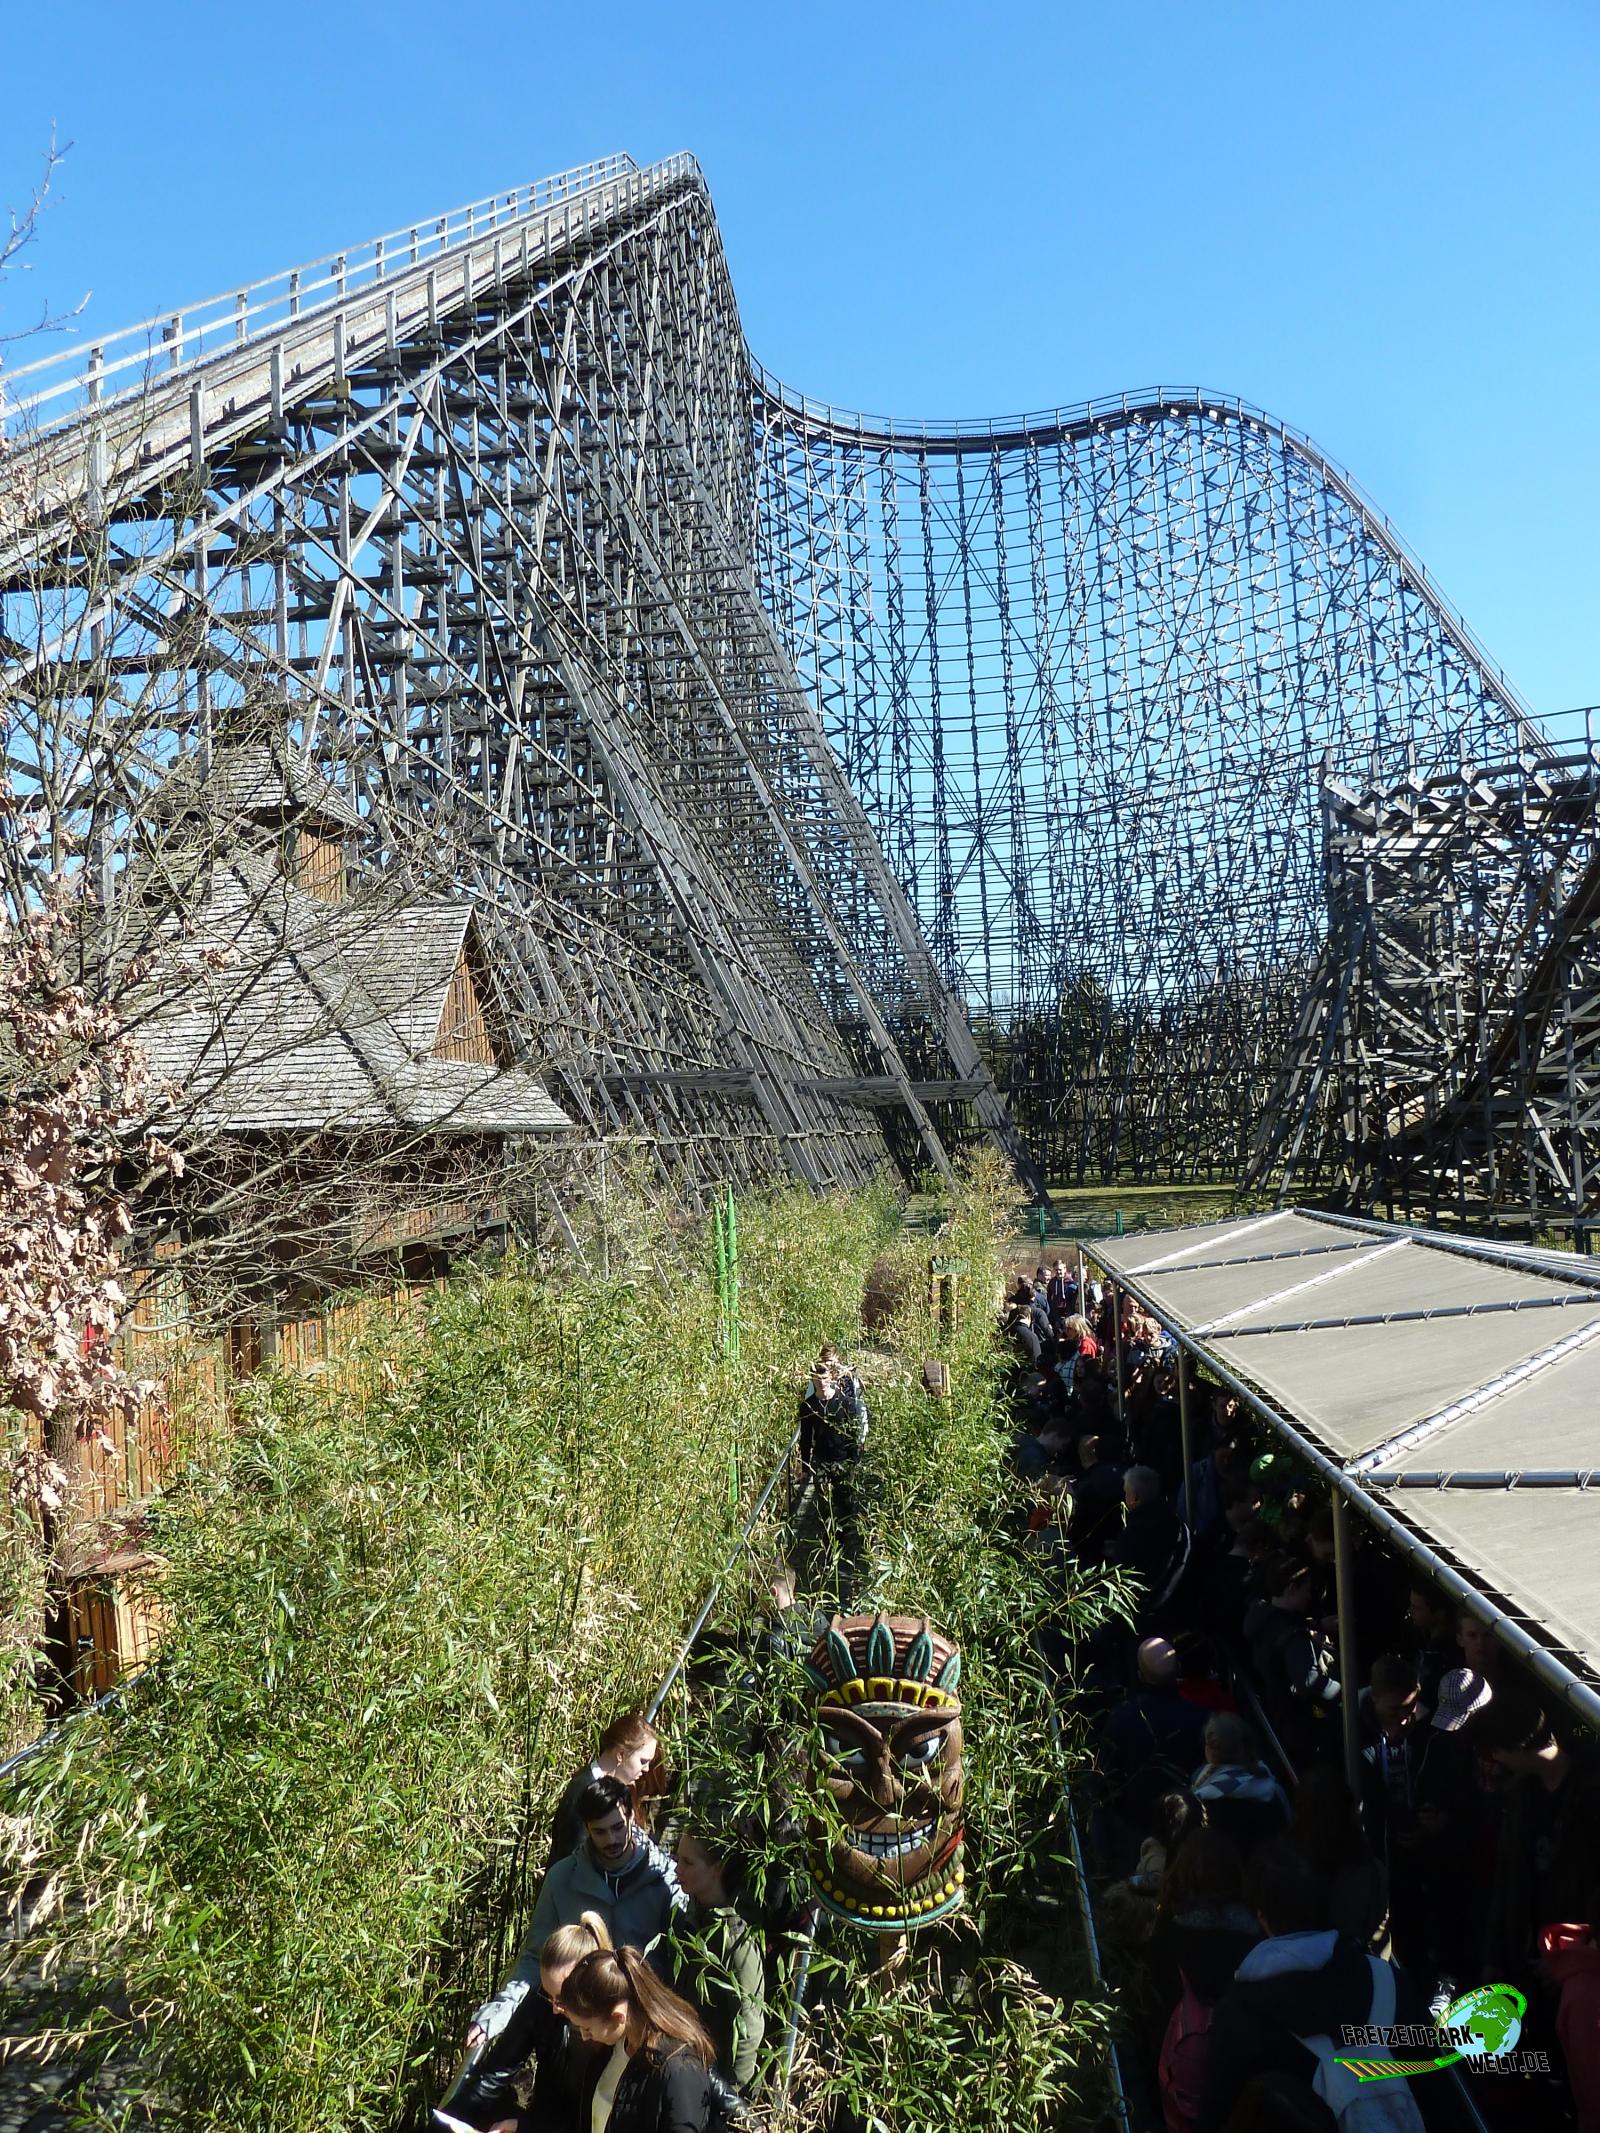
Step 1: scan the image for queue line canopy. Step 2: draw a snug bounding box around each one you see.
[1089,1208,1600,1729]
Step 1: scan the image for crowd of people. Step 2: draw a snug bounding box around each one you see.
[1005,1257,1600,2133]
[448,1345,867,2133]
[453,1723,764,2133]
[445,1252,1600,2133]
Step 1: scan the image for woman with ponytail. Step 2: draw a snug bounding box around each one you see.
[466,1911,612,2133]
[562,1943,716,2133]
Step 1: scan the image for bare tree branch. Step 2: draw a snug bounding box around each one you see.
[0,128,87,349]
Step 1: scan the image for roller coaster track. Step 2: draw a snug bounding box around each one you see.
[0,149,1555,1202]
[1255,743,1600,1231]
[752,364,1538,742]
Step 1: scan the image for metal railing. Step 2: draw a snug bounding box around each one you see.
[435,1420,801,2121]
[0,152,705,436]
[1034,1634,1134,2133]
[0,1677,136,1788]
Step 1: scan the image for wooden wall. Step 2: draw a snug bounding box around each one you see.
[13,1274,442,1701]
[434,946,498,1064]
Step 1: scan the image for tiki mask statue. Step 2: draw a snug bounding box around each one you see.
[803,1612,964,1931]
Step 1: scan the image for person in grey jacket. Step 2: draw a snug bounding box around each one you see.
[469,1778,685,2049]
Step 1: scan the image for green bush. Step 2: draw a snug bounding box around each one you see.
[664,1154,1120,2130]
[0,1423,50,1759]
[2,1184,893,2133]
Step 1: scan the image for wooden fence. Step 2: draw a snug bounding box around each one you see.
[51,1276,436,1525]
[16,1274,443,1705]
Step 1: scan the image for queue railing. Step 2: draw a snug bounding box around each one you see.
[1035,1633,1135,2133]
[432,1422,803,2124]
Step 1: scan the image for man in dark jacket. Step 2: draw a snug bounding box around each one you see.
[1029,1278,1055,1352]
[1067,1431,1124,1565]
[1357,1653,1427,1863]
[797,1361,864,1475]
[1197,1840,1423,2133]
[1046,1258,1078,1316]
[471,1779,685,2049]
[1099,1635,1209,1832]
[1244,1552,1340,1765]
[798,1359,865,1533]
[1104,1465,1191,1629]
[1393,1667,1494,1991]
[1001,1294,1042,1368]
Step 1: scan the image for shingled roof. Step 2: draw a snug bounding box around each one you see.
[128,853,570,1138]
[151,737,365,835]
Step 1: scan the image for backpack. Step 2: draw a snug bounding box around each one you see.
[1301,1957,1426,2131]
[1158,1977,1214,2133]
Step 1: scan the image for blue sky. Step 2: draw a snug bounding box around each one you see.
[4,0,1597,716]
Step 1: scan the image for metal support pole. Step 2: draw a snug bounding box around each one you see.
[1111,1281,1125,1426]
[712,1193,727,1350]
[1331,1490,1362,1798]
[1177,1357,1195,1526]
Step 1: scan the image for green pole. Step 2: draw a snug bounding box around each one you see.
[1037,1204,1047,1249]
[712,1197,727,1355]
[725,1185,741,1365]
[1115,1207,1124,1236]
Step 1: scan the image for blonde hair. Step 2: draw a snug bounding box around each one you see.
[540,1909,612,1968]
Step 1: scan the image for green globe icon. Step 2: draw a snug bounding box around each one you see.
[1441,1985,1525,2061]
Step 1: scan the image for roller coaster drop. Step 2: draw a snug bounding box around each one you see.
[3,152,1593,1222]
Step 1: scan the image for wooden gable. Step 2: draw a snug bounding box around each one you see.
[434,928,504,1065]
[293,827,346,903]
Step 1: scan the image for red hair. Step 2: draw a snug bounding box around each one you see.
[598,1712,657,1756]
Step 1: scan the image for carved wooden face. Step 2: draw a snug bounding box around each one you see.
[804,1613,965,1931]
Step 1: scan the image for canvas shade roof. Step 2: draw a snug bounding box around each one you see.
[1090,1207,1600,1727]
